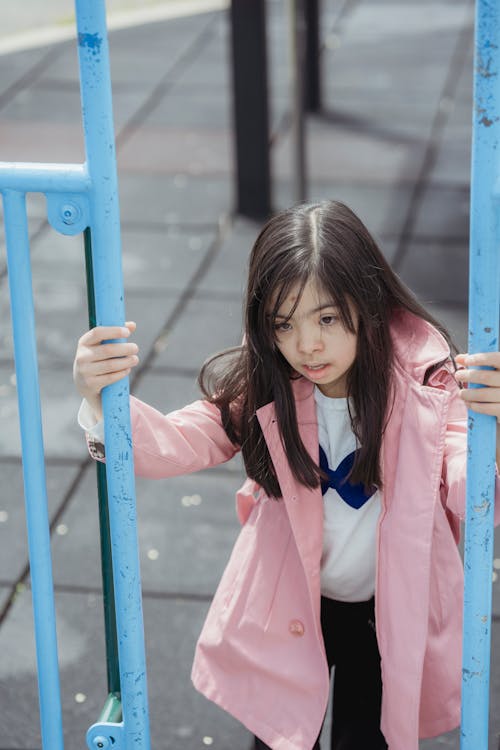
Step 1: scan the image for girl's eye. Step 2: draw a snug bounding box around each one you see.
[274,321,292,333]
[320,314,337,326]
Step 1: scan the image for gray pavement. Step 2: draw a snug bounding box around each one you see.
[0,0,498,748]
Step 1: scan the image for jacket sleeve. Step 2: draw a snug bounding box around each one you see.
[428,366,500,526]
[85,394,240,478]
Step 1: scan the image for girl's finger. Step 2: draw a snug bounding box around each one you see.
[93,368,132,390]
[457,351,500,369]
[80,325,130,345]
[460,386,500,403]
[91,355,139,375]
[455,368,500,387]
[463,400,500,420]
[78,352,139,379]
[89,342,139,361]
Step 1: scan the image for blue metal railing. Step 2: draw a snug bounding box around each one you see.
[0,2,150,749]
[461,1,500,748]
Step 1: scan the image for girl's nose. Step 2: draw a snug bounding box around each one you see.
[297,328,323,354]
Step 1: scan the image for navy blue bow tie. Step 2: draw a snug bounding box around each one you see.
[319,445,376,509]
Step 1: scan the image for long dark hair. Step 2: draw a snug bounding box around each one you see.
[199,200,453,498]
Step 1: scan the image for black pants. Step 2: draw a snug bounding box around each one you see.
[254,596,388,750]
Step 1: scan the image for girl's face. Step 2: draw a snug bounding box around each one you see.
[271,279,358,398]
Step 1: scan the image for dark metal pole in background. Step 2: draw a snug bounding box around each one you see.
[289,0,307,203]
[230,0,271,219]
[305,0,321,112]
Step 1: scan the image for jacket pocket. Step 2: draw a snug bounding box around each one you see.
[220,501,262,612]
[223,499,293,629]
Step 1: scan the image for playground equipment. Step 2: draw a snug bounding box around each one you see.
[461,2,500,748]
[0,1,150,748]
[0,0,499,748]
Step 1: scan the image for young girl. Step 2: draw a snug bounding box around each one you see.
[74,200,500,750]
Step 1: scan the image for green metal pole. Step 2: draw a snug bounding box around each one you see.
[83,226,121,698]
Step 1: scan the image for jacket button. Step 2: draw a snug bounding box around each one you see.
[289,619,305,637]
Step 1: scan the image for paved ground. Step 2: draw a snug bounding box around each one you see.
[0,0,499,748]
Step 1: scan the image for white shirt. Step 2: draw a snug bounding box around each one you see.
[315,387,381,602]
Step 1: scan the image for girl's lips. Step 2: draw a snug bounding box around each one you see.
[302,363,330,378]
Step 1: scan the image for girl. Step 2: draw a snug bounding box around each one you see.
[74,200,500,750]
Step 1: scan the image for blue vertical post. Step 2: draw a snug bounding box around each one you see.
[75,2,151,749]
[461,1,500,747]
[2,190,64,750]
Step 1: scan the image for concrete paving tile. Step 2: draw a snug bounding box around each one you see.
[182,30,228,66]
[422,303,468,353]
[273,119,426,184]
[1,82,149,129]
[319,89,437,142]
[398,240,468,307]
[0,363,95,462]
[0,120,85,163]
[0,213,47,277]
[196,216,259,296]
[41,23,209,88]
[0,276,179,367]
[323,37,459,106]
[0,589,251,750]
[375,235,399,267]
[340,2,471,48]
[420,726,460,747]
[29,223,216,293]
[133,371,213,422]
[0,461,79,583]
[151,295,244,371]
[274,180,413,238]
[428,140,471,186]
[323,63,447,109]
[492,532,500,618]
[117,173,231,225]
[412,185,470,241]
[171,56,230,89]
[0,585,11,610]
[118,126,232,176]
[142,596,252,750]
[435,104,472,145]
[108,10,219,56]
[0,194,47,224]
[145,88,231,128]
[26,227,87,284]
[0,275,85,366]
[50,460,244,594]
[0,47,54,99]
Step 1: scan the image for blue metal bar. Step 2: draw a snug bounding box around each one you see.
[2,189,64,750]
[75,2,151,749]
[0,162,89,193]
[461,1,500,747]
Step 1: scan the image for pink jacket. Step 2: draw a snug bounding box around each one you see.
[86,309,500,750]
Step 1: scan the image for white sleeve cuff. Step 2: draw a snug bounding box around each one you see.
[78,399,105,443]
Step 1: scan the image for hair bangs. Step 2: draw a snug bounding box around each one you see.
[309,258,357,335]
